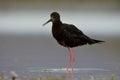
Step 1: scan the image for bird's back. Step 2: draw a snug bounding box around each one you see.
[52,23,104,48]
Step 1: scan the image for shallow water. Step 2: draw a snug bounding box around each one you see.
[0,35,120,79]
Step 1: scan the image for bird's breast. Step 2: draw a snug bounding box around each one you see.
[52,26,67,46]
[52,26,62,40]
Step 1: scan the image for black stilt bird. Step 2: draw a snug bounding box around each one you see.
[43,12,104,79]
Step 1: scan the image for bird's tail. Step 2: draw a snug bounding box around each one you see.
[88,39,105,45]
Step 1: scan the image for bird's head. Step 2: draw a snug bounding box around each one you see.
[43,12,60,26]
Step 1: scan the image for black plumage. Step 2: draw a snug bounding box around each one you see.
[43,12,104,48]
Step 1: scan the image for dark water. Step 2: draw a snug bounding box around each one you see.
[0,35,120,79]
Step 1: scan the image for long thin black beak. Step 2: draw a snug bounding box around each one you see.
[42,19,52,26]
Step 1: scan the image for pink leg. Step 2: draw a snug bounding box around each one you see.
[67,48,72,79]
[67,48,76,80]
[71,48,76,80]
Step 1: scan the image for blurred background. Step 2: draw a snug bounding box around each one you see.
[0,0,120,79]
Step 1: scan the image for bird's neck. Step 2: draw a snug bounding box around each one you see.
[52,20,63,39]
[52,20,62,26]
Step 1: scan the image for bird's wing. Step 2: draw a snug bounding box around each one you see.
[63,24,83,35]
[62,24,90,41]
